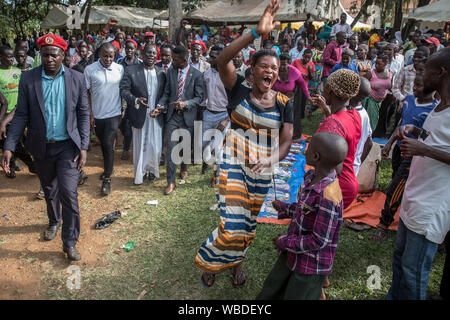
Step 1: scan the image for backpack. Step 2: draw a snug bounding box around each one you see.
[357,142,381,193]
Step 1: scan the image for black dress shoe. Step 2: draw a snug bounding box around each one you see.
[148,173,156,183]
[101,178,111,196]
[201,163,209,175]
[6,166,15,179]
[43,223,60,241]
[63,245,81,261]
[121,150,130,160]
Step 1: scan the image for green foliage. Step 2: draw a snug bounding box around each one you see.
[0,0,206,40]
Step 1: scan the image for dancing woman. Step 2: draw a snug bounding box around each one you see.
[194,0,293,288]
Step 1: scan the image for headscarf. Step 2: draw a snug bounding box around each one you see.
[326,69,360,100]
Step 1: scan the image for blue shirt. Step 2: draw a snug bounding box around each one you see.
[330,61,359,75]
[396,94,438,146]
[42,65,69,141]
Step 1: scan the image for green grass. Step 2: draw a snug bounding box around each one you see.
[43,110,445,300]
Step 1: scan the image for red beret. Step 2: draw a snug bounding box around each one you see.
[144,32,154,37]
[191,39,206,53]
[37,34,68,51]
[125,39,138,49]
[422,36,440,48]
[111,40,120,50]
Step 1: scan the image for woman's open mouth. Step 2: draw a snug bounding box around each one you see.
[262,76,272,87]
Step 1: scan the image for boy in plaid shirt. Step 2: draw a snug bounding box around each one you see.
[257,132,348,300]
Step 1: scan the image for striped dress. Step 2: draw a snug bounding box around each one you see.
[195,80,292,274]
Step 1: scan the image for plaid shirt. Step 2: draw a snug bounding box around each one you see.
[276,169,344,275]
[392,64,416,102]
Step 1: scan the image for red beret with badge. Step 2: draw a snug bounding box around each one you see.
[190,39,206,53]
[37,34,68,51]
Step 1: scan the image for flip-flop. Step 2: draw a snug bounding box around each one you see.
[344,219,372,232]
[232,270,246,288]
[200,272,215,288]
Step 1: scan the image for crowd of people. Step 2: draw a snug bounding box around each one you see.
[0,0,449,300]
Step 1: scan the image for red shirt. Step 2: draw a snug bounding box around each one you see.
[292,59,316,81]
[316,109,362,209]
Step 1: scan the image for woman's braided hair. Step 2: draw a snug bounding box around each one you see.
[326,69,360,100]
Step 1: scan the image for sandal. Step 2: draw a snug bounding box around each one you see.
[368,228,390,241]
[200,272,215,288]
[344,219,372,232]
[232,270,246,288]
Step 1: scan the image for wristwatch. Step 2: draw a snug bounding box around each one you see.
[419,128,429,141]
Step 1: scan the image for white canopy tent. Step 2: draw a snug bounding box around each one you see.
[41,5,169,30]
[405,0,450,22]
[156,0,344,25]
[336,0,373,30]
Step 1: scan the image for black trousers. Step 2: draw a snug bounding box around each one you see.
[94,115,121,178]
[379,153,411,228]
[292,87,305,140]
[165,113,193,184]
[373,94,395,138]
[119,113,132,152]
[34,140,80,248]
[0,124,34,171]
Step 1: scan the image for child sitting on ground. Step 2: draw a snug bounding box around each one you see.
[256,131,348,300]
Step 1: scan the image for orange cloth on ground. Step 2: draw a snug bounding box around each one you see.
[343,191,399,231]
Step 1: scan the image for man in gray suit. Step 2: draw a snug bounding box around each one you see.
[1,34,90,261]
[157,45,204,195]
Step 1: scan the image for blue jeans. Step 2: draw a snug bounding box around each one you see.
[387,219,438,300]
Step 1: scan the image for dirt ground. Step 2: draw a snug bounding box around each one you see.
[0,141,133,299]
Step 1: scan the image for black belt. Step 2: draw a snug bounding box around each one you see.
[46,139,70,144]
[206,109,227,114]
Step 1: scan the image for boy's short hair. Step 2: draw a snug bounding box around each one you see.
[312,132,348,169]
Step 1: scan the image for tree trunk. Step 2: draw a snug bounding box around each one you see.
[169,0,182,43]
[400,0,431,40]
[83,0,92,32]
[350,0,374,28]
[392,0,404,36]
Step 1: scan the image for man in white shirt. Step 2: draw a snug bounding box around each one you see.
[84,42,124,196]
[350,77,373,175]
[232,51,248,77]
[330,13,353,38]
[289,38,306,61]
[387,47,450,300]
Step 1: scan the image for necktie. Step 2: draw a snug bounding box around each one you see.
[177,69,184,101]
[164,64,167,72]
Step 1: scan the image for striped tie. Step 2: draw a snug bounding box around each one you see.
[177,70,184,101]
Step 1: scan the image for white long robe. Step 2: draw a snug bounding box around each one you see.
[132,68,162,185]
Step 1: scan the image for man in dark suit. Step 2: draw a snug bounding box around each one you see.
[1,34,90,261]
[154,43,173,166]
[157,45,204,195]
[155,43,173,72]
[120,43,166,185]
